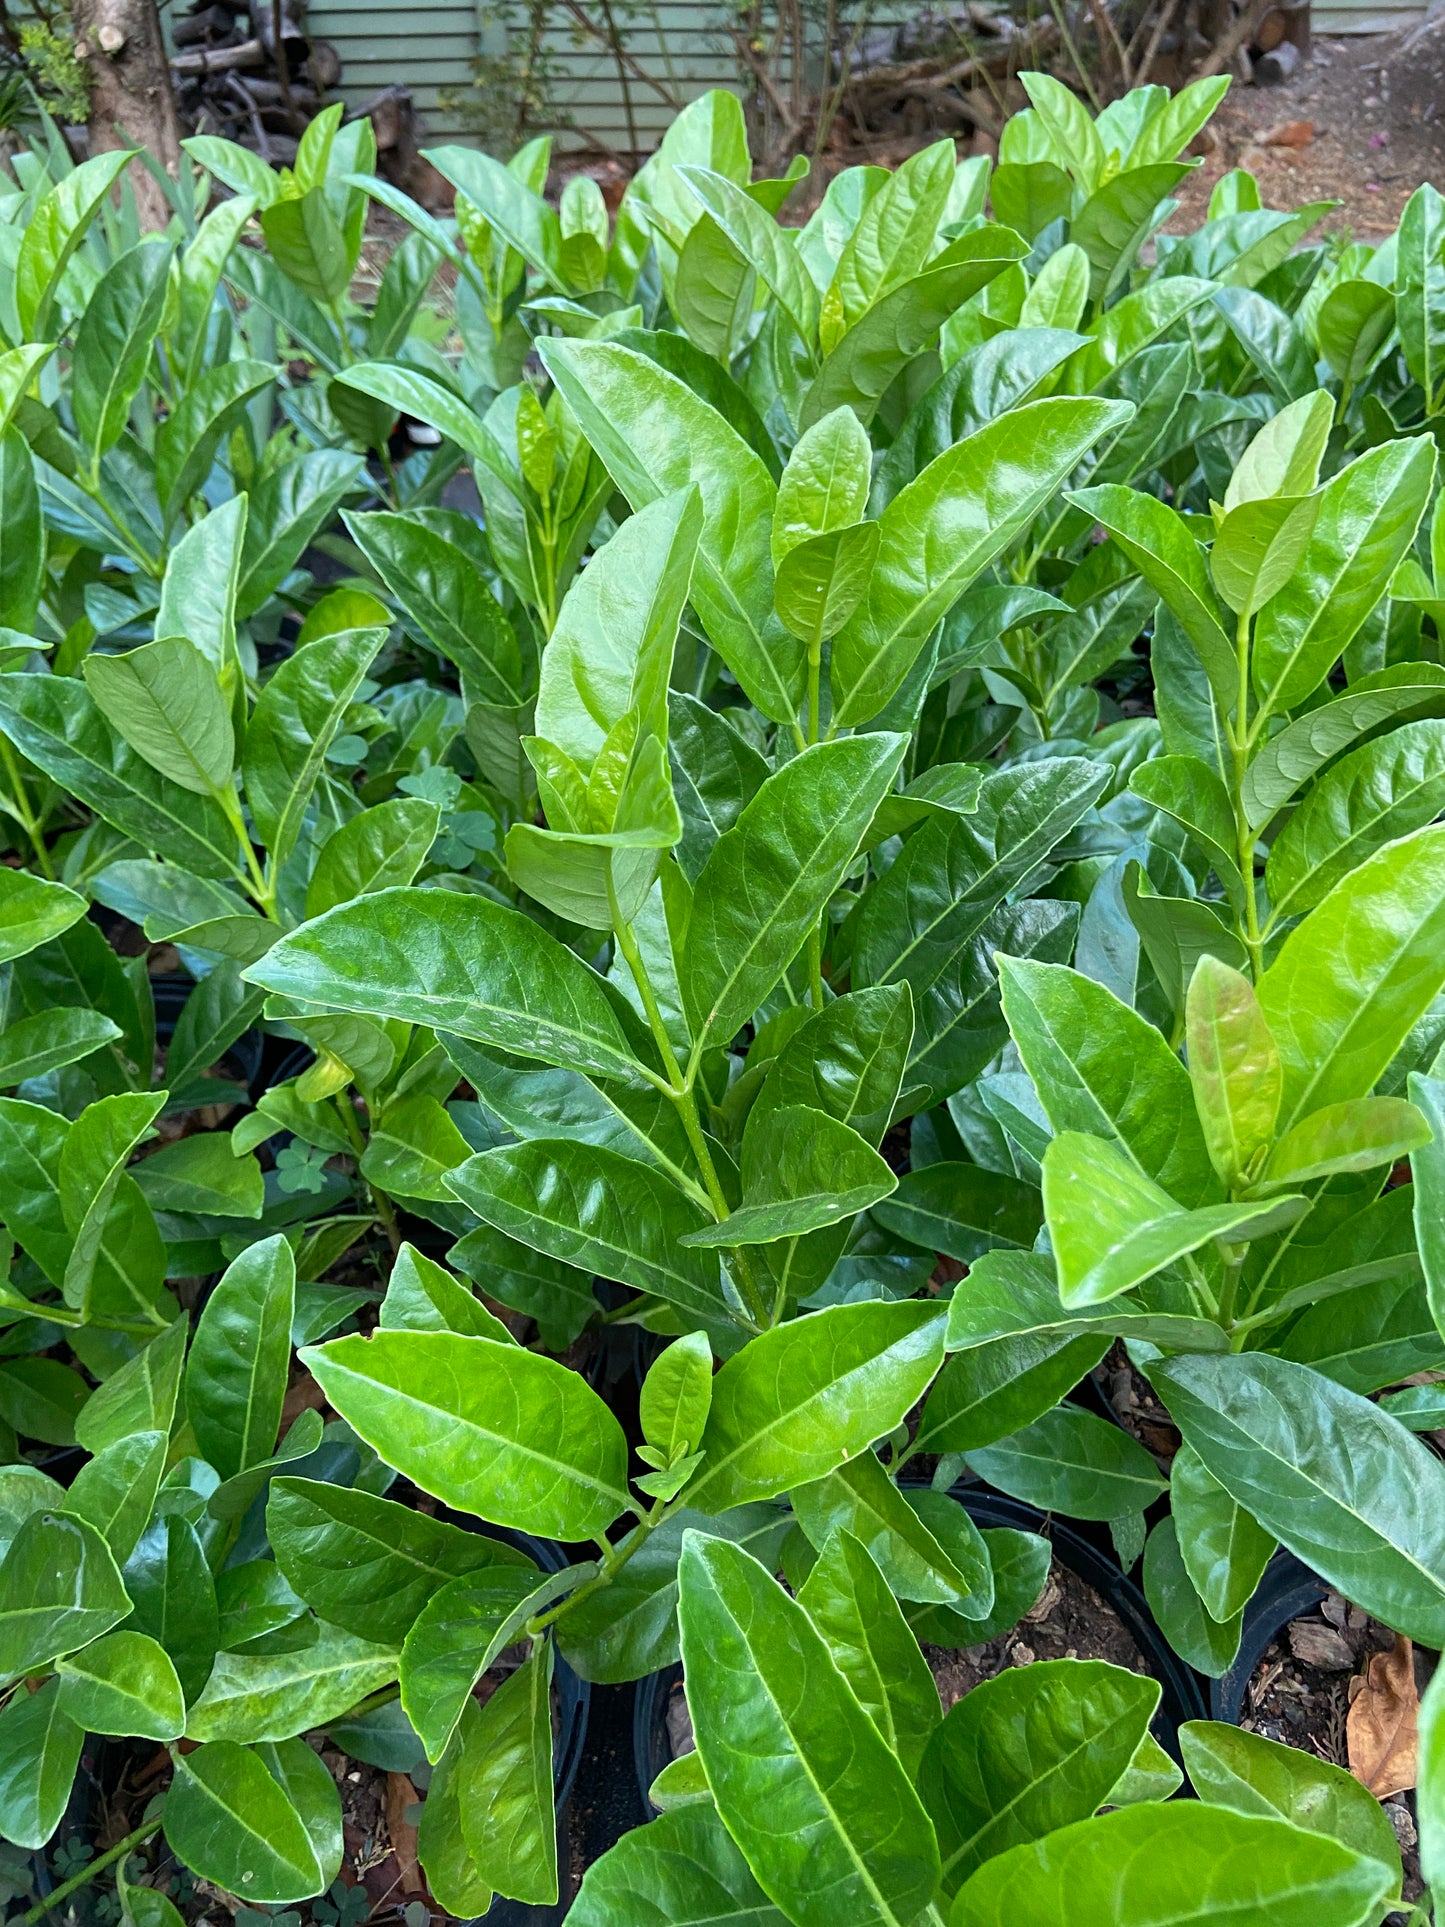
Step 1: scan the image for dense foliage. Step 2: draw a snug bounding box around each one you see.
[3,69,1445,1927]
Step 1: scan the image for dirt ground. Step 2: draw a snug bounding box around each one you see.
[1169,19,1445,238]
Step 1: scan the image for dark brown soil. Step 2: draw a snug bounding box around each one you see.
[1167,25,1445,240]
[1092,1344,1180,1466]
[1244,1599,1427,1919]
[924,1559,1150,1712]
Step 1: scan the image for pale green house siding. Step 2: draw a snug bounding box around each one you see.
[303,0,746,149]
[303,0,1425,152]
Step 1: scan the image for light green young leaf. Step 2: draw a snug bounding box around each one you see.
[247,888,644,1087]
[798,1528,941,1779]
[921,1658,1158,1893]
[948,1801,1393,1927]
[679,1531,940,1927]
[301,1329,631,1540]
[56,1629,185,1740]
[1171,1442,1275,1624]
[186,1235,296,1482]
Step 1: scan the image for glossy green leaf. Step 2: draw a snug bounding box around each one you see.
[0,867,88,963]
[966,1404,1166,1521]
[679,1530,940,1927]
[537,488,700,765]
[457,1644,558,1905]
[833,399,1129,726]
[686,1300,947,1514]
[165,1738,340,1904]
[183,1620,399,1742]
[944,1248,1229,1356]
[0,1007,121,1084]
[948,1801,1393,1927]
[186,1235,295,1481]
[682,733,907,1055]
[248,888,644,1086]
[1067,483,1235,710]
[1142,1516,1241,1676]
[72,240,172,458]
[1151,1349,1445,1645]
[448,1138,726,1325]
[921,1658,1159,1893]
[1259,1096,1430,1190]
[541,338,799,723]
[121,1513,219,1705]
[558,1501,787,1686]
[379,1241,514,1343]
[1042,1130,1302,1306]
[16,150,134,338]
[687,1105,896,1247]
[913,1333,1108,1458]
[1179,1720,1400,1873]
[798,1528,941,1777]
[795,1447,991,1612]
[0,1675,83,1849]
[1170,1442,1274,1625]
[155,488,247,675]
[267,1475,531,1644]
[1267,719,1445,921]
[155,359,278,520]
[570,1803,787,1925]
[302,1329,631,1539]
[65,1429,167,1565]
[871,1161,1042,1262]
[0,675,238,878]
[0,1509,131,1679]
[1256,823,1445,1132]
[244,626,386,867]
[75,1314,186,1455]
[55,1628,185,1740]
[1253,437,1435,715]
[1186,955,1280,1188]
[346,508,529,708]
[640,1331,714,1467]
[1000,957,1220,1207]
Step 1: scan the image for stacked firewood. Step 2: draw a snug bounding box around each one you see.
[169,0,416,168]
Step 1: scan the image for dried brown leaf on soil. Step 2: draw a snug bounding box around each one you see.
[1347,1633,1419,1797]
[386,1772,425,1893]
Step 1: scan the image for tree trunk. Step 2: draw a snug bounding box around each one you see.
[73,0,181,230]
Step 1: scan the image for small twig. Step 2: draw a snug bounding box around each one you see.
[557,0,681,107]
[271,0,297,122]
[1192,0,1270,76]
[1088,0,1133,83]
[1133,0,1181,84]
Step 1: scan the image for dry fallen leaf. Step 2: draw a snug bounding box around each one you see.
[386,1772,425,1894]
[1288,1620,1355,1671]
[1262,119,1315,148]
[1347,1634,1419,1798]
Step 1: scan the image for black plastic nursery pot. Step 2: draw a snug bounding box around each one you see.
[633,1482,1208,1817]
[39,1522,588,1927]
[1208,1549,1329,1724]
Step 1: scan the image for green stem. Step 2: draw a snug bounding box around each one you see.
[613,909,769,1327]
[327,296,355,365]
[528,1495,673,1635]
[1229,610,1264,980]
[331,1093,401,1254]
[0,736,55,878]
[807,921,825,1011]
[1214,1249,1246,1331]
[218,785,273,913]
[21,1819,163,1926]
